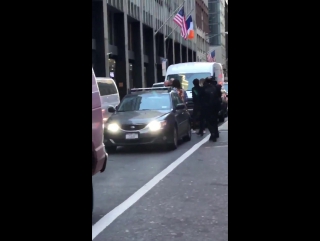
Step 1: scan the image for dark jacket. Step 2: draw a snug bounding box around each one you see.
[192,86,202,105]
[202,84,217,108]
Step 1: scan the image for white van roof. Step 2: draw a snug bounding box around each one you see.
[167,62,216,74]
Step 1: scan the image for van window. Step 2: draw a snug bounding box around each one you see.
[97,79,117,96]
[167,72,211,90]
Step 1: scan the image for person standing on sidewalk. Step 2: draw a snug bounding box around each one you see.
[199,77,219,141]
[198,78,206,135]
[191,78,202,133]
[212,79,222,138]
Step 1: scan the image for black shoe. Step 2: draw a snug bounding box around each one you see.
[209,135,217,142]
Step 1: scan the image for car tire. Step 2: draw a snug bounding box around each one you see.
[107,146,117,153]
[167,126,178,150]
[183,122,191,141]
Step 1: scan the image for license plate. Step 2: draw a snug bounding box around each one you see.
[126,133,138,139]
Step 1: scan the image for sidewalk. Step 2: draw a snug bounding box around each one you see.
[219,120,228,131]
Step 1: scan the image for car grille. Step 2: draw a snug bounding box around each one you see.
[121,124,147,130]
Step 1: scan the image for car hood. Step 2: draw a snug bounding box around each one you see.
[107,110,170,125]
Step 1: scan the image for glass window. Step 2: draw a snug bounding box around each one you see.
[118,92,171,111]
[167,72,211,90]
[97,79,118,96]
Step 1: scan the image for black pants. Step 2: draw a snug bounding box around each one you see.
[199,109,219,138]
[192,104,201,129]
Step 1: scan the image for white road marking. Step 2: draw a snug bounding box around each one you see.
[92,121,228,240]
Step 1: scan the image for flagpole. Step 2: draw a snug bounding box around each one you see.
[164,9,193,41]
[154,0,187,36]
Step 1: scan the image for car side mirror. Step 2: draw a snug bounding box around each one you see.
[108,106,116,113]
[176,103,185,110]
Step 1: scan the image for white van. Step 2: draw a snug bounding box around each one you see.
[165,62,224,99]
[96,77,120,122]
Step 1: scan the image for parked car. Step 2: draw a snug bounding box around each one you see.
[104,87,191,152]
[92,69,108,213]
[96,77,120,124]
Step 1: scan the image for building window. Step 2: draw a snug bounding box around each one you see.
[108,11,113,45]
[128,22,133,51]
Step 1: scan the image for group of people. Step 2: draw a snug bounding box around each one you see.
[164,77,222,142]
[192,77,222,142]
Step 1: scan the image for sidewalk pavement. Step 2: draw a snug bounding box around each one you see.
[219,120,228,131]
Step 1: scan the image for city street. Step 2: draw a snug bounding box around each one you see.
[92,119,228,241]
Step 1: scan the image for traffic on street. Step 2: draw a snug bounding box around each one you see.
[92,0,228,240]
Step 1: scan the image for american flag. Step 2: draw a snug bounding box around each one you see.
[207,50,216,62]
[173,7,188,39]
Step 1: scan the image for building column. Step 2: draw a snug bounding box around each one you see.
[172,33,175,64]
[180,36,182,63]
[102,0,109,77]
[114,11,129,99]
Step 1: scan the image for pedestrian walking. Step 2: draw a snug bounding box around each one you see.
[191,79,201,133]
[198,77,219,141]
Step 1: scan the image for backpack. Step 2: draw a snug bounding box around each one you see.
[204,85,219,107]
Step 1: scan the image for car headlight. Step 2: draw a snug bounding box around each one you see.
[107,123,120,132]
[147,120,167,131]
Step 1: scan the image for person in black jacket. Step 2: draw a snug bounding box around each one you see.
[198,77,219,141]
[212,80,222,138]
[191,79,201,132]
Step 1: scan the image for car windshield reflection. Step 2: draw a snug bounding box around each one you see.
[118,93,171,112]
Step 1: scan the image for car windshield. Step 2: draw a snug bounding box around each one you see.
[223,83,228,92]
[167,72,211,90]
[118,93,171,112]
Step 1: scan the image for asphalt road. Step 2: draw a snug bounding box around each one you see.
[92,118,228,240]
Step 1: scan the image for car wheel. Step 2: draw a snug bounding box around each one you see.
[183,122,191,141]
[107,146,117,153]
[92,182,93,213]
[167,126,178,150]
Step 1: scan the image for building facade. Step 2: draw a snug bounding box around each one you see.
[195,0,209,62]
[92,0,206,99]
[225,0,228,77]
[208,0,226,70]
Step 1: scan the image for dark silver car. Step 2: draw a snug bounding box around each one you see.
[104,88,191,152]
